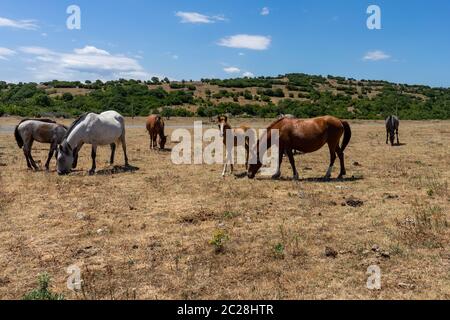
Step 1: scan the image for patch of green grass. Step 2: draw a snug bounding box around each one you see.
[209,229,229,253]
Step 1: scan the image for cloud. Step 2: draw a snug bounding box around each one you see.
[242,72,254,77]
[0,17,38,30]
[261,7,270,16]
[218,34,271,50]
[175,11,226,24]
[363,50,391,61]
[0,47,16,60]
[19,45,156,81]
[224,67,241,74]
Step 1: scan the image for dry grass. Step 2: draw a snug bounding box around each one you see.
[0,117,449,300]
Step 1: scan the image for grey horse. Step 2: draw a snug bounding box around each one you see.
[14,119,68,170]
[385,115,400,146]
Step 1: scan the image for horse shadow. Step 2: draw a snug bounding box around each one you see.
[96,165,140,175]
[392,143,407,147]
[235,172,364,183]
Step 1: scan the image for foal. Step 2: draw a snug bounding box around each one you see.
[14,119,67,171]
[218,115,250,177]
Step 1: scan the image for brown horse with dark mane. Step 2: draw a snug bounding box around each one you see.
[146,115,167,150]
[247,116,352,180]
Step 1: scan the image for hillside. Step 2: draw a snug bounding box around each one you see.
[1,73,449,119]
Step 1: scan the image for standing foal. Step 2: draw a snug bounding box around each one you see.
[218,115,250,177]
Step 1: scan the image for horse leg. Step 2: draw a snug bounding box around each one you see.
[396,129,400,145]
[245,141,249,170]
[89,145,97,175]
[27,140,39,170]
[286,149,299,181]
[121,135,130,167]
[336,146,346,179]
[222,150,230,177]
[325,143,338,180]
[45,143,56,171]
[110,143,116,165]
[272,148,284,180]
[386,129,389,145]
[23,148,32,169]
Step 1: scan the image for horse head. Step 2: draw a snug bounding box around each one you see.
[57,141,74,175]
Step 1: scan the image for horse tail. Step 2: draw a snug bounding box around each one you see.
[14,124,24,149]
[340,121,352,152]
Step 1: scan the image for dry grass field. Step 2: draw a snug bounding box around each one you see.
[0,117,449,300]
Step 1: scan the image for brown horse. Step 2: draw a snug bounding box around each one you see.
[247,116,352,180]
[14,119,68,171]
[146,115,167,150]
[218,115,251,177]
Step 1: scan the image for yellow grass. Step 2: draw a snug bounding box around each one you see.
[0,117,449,300]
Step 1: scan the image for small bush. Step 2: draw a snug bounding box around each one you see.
[23,273,64,300]
[209,229,229,253]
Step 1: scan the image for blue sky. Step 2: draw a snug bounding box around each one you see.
[0,0,449,87]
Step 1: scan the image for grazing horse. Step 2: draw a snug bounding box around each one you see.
[385,115,400,146]
[14,119,67,171]
[218,115,250,177]
[57,111,129,175]
[146,115,167,150]
[248,116,352,180]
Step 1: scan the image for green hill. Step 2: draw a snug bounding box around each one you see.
[1,73,449,119]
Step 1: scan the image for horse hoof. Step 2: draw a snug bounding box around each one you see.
[271,174,281,180]
[89,170,95,176]
[293,175,300,181]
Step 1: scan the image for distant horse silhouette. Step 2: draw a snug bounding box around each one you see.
[57,111,129,175]
[218,115,250,177]
[248,116,352,180]
[146,115,167,150]
[14,119,67,171]
[386,115,400,146]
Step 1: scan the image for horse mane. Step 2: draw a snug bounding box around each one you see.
[267,117,287,130]
[64,113,90,139]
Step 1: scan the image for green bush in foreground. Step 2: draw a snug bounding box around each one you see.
[22,273,64,300]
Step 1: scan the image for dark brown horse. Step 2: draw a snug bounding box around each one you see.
[146,115,167,150]
[248,116,352,180]
[14,119,67,171]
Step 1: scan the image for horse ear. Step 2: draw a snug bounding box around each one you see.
[224,116,228,122]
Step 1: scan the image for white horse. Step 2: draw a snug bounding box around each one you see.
[57,111,129,175]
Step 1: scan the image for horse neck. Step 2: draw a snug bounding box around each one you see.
[66,123,84,149]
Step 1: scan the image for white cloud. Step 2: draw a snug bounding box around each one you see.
[74,46,110,55]
[218,34,271,50]
[19,45,157,81]
[363,50,391,61]
[175,11,226,24]
[172,54,179,60]
[261,7,270,16]
[238,52,245,56]
[0,17,38,30]
[242,72,254,77]
[0,47,16,60]
[224,67,241,74]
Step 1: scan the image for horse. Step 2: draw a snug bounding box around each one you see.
[146,115,167,150]
[57,111,129,175]
[218,115,250,177]
[14,119,67,171]
[247,116,352,180]
[385,115,400,146]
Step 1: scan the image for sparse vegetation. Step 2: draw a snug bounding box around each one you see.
[22,273,64,300]
[209,229,229,253]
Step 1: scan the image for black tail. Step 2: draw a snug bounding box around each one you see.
[14,125,24,149]
[341,121,352,152]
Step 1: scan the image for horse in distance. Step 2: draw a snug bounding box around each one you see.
[57,111,129,175]
[14,119,67,171]
[386,115,400,146]
[146,115,167,150]
[247,116,352,181]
